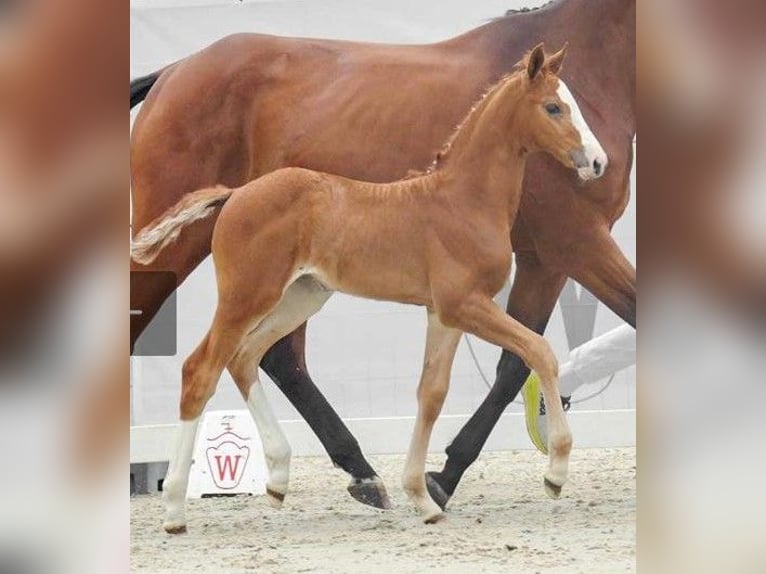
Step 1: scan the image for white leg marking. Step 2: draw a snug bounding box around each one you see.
[230,276,332,507]
[247,381,291,506]
[538,372,573,496]
[162,419,199,532]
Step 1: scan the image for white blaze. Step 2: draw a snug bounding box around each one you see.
[556,79,608,179]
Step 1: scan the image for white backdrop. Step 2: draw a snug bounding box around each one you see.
[130,0,635,450]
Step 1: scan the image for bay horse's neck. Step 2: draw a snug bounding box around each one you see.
[458,0,636,133]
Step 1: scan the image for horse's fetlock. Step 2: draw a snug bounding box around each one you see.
[267,443,292,468]
[401,474,422,496]
[551,432,573,457]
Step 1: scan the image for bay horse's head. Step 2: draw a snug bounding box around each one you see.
[514,43,607,180]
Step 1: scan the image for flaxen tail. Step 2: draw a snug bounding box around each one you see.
[131,186,234,265]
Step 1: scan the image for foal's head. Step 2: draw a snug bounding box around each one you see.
[508,43,607,180]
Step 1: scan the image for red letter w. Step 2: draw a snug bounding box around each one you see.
[213,455,242,481]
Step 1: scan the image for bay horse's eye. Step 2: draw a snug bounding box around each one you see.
[545,103,561,116]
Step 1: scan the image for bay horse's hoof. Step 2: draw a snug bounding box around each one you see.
[425,472,451,510]
[543,476,563,499]
[163,523,187,535]
[266,486,286,509]
[347,476,392,510]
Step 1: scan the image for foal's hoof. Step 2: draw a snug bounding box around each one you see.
[543,476,563,499]
[423,510,447,524]
[425,472,451,510]
[347,476,392,510]
[163,523,187,535]
[266,486,286,509]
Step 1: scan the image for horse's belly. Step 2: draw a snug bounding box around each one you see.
[311,258,432,308]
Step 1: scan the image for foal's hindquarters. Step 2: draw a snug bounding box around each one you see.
[162,173,342,532]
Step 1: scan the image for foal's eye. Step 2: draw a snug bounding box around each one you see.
[545,103,561,116]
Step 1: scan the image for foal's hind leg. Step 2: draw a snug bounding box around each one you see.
[402,311,461,523]
[443,295,572,498]
[163,311,252,534]
[228,361,292,508]
[228,276,332,507]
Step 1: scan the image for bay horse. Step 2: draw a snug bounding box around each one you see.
[130,0,636,509]
[132,44,607,531]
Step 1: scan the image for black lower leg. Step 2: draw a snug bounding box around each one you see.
[426,351,529,508]
[260,336,377,481]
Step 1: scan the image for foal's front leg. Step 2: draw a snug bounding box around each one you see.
[427,262,567,508]
[446,295,572,497]
[402,311,461,523]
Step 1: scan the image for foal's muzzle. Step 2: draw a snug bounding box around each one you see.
[571,146,608,181]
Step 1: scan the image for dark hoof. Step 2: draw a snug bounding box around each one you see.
[347,476,392,510]
[424,511,446,524]
[266,487,286,508]
[425,472,451,510]
[266,487,285,502]
[543,477,562,499]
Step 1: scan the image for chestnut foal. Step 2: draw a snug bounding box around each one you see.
[132,44,606,531]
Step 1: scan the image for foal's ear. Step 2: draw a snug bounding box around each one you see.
[527,43,546,81]
[545,43,568,75]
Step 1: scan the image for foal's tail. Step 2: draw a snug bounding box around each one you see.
[131,186,234,265]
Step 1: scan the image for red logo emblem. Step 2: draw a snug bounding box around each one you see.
[205,432,251,489]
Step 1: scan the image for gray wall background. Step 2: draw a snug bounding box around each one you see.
[130,0,636,427]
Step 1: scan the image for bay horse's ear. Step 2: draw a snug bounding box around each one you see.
[545,42,568,75]
[527,43,546,81]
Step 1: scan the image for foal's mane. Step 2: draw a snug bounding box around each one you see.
[405,48,551,180]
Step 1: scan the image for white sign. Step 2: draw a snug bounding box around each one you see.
[187,410,268,498]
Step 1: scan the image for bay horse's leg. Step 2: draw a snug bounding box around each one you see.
[227,277,333,507]
[260,325,392,509]
[443,294,573,499]
[402,311,461,523]
[427,263,566,508]
[566,227,636,328]
[163,310,251,534]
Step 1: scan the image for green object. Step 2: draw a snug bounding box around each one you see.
[522,371,548,454]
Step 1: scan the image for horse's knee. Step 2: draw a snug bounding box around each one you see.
[418,384,448,422]
[528,335,558,383]
[494,351,530,398]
